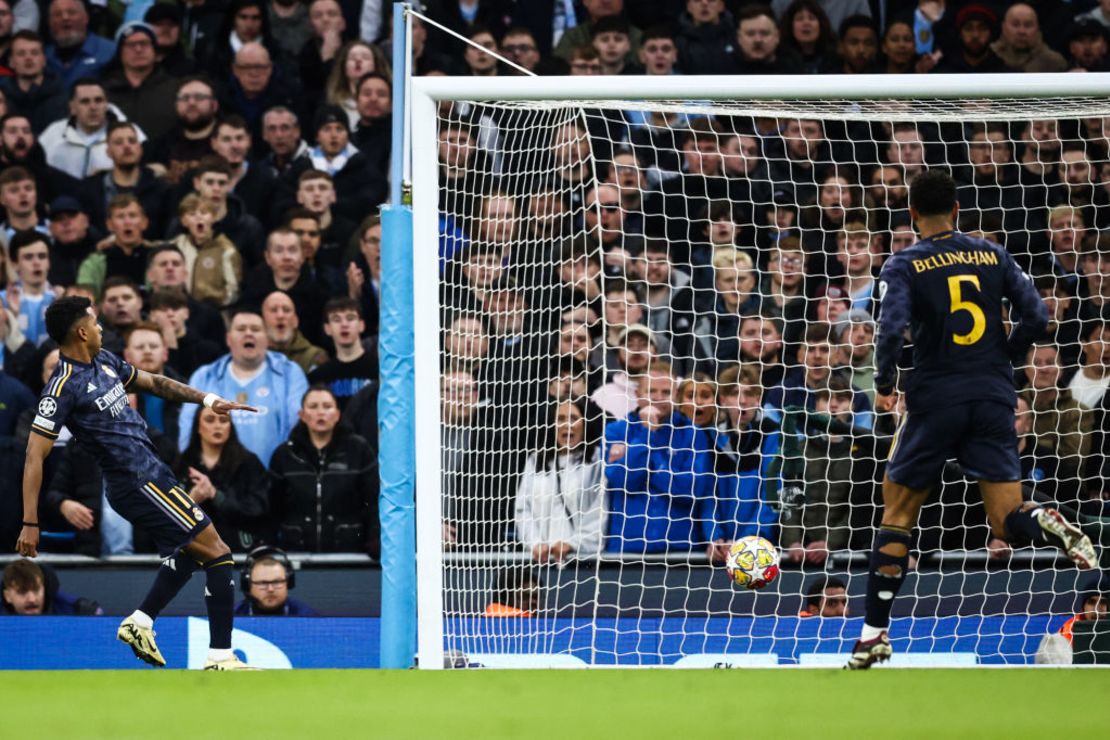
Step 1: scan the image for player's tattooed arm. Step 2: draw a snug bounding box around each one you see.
[132,369,208,404]
[131,369,259,414]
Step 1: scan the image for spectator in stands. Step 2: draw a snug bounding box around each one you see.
[935,4,1013,74]
[839,14,881,74]
[693,247,762,373]
[289,105,387,225]
[0,319,33,433]
[123,321,184,443]
[0,0,14,70]
[500,27,542,74]
[39,78,130,180]
[261,289,327,374]
[1034,274,1082,368]
[207,0,277,82]
[180,307,308,465]
[148,76,218,186]
[103,22,180,141]
[555,0,642,64]
[780,0,838,74]
[225,42,296,142]
[243,227,331,346]
[44,0,114,88]
[212,115,277,226]
[76,194,156,293]
[46,195,96,287]
[633,238,697,371]
[308,297,375,410]
[1022,343,1092,506]
[782,377,858,566]
[886,123,928,182]
[515,398,606,563]
[836,214,883,313]
[991,3,1068,72]
[739,314,787,390]
[706,364,781,561]
[594,17,639,75]
[1,560,100,615]
[678,374,718,429]
[603,361,714,553]
[178,407,270,552]
[600,279,645,363]
[79,121,168,238]
[834,308,876,404]
[300,0,348,98]
[799,576,849,617]
[462,27,500,77]
[0,112,83,211]
[345,214,381,335]
[43,429,112,555]
[325,41,387,127]
[1,230,55,346]
[1066,18,1109,72]
[0,165,46,242]
[170,194,241,308]
[351,72,391,176]
[95,277,143,353]
[637,25,679,75]
[1,31,68,132]
[260,105,308,178]
[1044,205,1087,287]
[772,118,829,204]
[882,18,935,75]
[188,156,265,267]
[1080,233,1110,319]
[731,4,801,74]
[293,170,357,265]
[235,547,317,615]
[270,386,379,554]
[675,0,735,75]
[148,288,223,379]
[772,322,873,429]
[145,3,194,77]
[761,238,807,315]
[1070,322,1110,410]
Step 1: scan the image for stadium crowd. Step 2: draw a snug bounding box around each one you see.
[0,0,1105,583]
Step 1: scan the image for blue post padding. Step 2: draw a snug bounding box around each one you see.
[378,204,415,668]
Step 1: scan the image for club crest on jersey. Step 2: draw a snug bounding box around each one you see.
[102,365,117,378]
[86,383,97,393]
[193,507,204,521]
[38,397,57,417]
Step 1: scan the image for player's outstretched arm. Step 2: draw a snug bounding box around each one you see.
[130,369,259,415]
[17,433,56,557]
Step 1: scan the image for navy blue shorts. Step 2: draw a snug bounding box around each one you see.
[886,400,1020,490]
[107,476,211,557]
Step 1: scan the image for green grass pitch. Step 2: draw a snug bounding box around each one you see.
[2,669,1108,739]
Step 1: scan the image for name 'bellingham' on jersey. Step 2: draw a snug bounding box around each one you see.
[874,230,1048,413]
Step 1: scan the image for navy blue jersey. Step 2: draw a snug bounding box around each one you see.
[875,231,1047,412]
[31,350,174,493]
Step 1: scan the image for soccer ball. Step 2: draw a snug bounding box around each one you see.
[725,536,780,590]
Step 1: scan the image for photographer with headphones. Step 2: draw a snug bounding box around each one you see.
[234,546,318,616]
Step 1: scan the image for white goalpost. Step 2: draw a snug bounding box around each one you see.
[412,74,1110,669]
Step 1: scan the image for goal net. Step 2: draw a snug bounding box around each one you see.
[413,77,1110,668]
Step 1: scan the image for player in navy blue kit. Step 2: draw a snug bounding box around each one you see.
[847,170,1098,670]
[15,297,259,670]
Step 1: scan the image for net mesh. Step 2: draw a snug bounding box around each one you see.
[431,96,1108,667]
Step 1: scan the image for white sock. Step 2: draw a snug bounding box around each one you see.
[861,624,886,641]
[130,610,153,629]
[207,648,234,662]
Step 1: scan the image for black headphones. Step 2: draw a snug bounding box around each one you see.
[240,545,296,594]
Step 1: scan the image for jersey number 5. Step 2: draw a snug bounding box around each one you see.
[947,275,986,346]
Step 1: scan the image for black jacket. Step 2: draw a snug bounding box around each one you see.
[285,150,388,224]
[269,423,379,555]
[79,166,172,238]
[175,448,270,552]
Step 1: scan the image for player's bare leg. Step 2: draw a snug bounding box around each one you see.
[981,480,1097,570]
[847,474,929,670]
